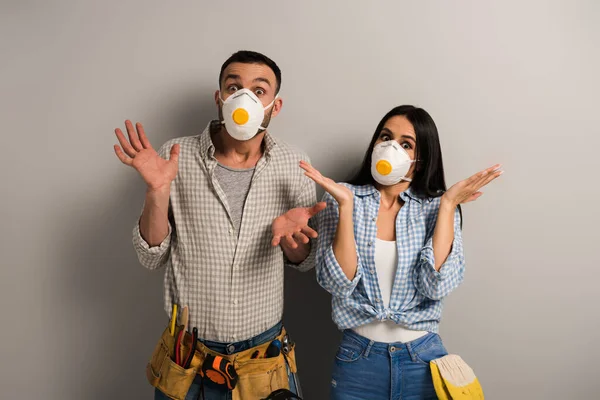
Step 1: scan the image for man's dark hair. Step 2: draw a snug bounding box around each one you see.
[219,50,282,93]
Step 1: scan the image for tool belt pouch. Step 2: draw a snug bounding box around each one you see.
[232,331,298,400]
[146,325,201,400]
[430,354,484,399]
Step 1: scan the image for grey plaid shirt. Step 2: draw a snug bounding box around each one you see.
[132,121,317,342]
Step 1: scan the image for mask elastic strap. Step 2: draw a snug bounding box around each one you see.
[262,95,277,111]
[258,96,278,130]
[401,160,418,181]
[219,91,278,107]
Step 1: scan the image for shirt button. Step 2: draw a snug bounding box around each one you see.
[372,217,377,222]
[233,299,238,305]
[229,228,233,234]
[370,268,376,274]
[368,241,373,247]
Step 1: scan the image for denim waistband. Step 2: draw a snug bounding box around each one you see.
[199,321,283,355]
[342,329,439,356]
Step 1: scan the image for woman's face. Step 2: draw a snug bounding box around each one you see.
[374,115,418,179]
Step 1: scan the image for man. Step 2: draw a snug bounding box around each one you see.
[113,50,323,399]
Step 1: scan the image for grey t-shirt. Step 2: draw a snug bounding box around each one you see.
[214,163,255,232]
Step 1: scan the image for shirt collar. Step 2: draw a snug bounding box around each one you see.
[199,120,277,160]
[400,187,423,204]
[353,184,377,197]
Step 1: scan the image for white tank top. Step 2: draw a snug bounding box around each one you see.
[353,238,428,343]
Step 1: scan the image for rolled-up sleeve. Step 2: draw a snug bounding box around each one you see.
[284,166,318,272]
[132,214,172,271]
[315,191,363,298]
[415,206,465,300]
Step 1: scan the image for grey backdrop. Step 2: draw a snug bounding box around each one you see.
[1,1,599,399]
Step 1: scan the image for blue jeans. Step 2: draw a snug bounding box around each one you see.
[330,330,447,400]
[154,321,298,400]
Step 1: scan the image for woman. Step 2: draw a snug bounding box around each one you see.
[300,105,501,399]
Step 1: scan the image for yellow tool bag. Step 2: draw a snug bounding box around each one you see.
[430,354,484,399]
[146,323,298,400]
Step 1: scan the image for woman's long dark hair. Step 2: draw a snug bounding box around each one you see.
[349,105,462,224]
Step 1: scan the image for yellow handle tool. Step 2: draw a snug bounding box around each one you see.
[169,304,178,336]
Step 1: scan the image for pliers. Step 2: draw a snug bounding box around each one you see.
[183,327,198,368]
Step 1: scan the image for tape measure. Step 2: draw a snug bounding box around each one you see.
[199,354,239,390]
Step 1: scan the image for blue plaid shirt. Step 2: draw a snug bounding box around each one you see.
[315,184,465,333]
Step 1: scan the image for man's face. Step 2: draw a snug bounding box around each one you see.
[215,62,282,133]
